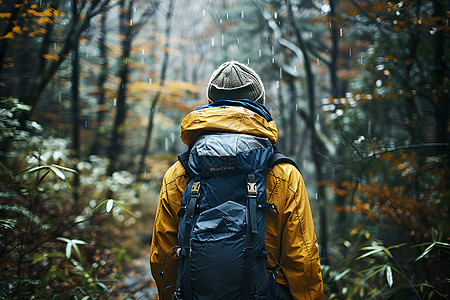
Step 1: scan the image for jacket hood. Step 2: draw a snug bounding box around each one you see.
[180,102,278,146]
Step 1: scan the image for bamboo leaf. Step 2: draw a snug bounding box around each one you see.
[57,237,70,243]
[386,265,393,287]
[65,241,72,259]
[357,249,383,260]
[26,165,48,173]
[363,265,385,279]
[92,199,109,213]
[106,199,114,212]
[415,243,435,261]
[49,165,65,180]
[50,164,77,173]
[431,227,438,242]
[72,243,82,263]
[113,200,135,217]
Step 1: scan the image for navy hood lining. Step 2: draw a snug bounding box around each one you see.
[196,99,273,122]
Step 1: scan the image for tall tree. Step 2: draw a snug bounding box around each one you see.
[89,11,109,156]
[136,0,175,181]
[71,0,80,202]
[106,0,159,178]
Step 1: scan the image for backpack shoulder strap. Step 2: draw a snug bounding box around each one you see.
[177,150,192,179]
[269,148,300,171]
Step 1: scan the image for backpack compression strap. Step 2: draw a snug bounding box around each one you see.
[268,149,300,171]
[243,173,257,300]
[178,150,192,179]
[182,181,201,300]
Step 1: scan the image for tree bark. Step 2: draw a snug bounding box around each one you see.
[136,0,175,181]
[286,0,328,263]
[90,11,109,156]
[71,0,80,203]
[106,0,133,178]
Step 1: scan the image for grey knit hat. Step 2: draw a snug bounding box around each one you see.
[206,61,266,104]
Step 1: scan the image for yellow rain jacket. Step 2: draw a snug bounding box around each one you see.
[150,105,323,300]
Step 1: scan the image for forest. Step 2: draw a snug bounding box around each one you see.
[0,0,448,299]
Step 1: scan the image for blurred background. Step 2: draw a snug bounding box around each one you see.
[0,0,448,299]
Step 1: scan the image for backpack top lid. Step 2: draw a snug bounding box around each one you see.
[188,133,273,178]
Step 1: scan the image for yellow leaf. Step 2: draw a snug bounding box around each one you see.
[0,31,13,39]
[12,26,22,34]
[43,53,59,61]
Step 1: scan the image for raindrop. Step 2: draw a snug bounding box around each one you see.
[317,58,320,65]
[316,114,319,122]
[309,32,313,38]
[360,56,364,64]
[149,78,152,85]
[165,138,169,151]
[274,12,277,19]
[295,104,298,111]
[142,49,145,55]
[220,19,223,23]
[222,34,224,46]
[226,13,229,19]
[211,38,215,47]
[279,68,282,78]
[315,193,318,200]
[376,79,382,87]
[237,38,240,44]
[349,49,352,56]
[272,58,275,63]
[114,98,117,106]
[53,42,56,51]
[130,19,133,26]
[202,9,206,16]
[259,49,262,57]
[247,58,250,64]
[171,132,175,143]
[293,66,297,73]
[339,28,343,36]
[241,11,244,18]
[84,120,88,127]
[276,81,280,88]
[272,45,274,55]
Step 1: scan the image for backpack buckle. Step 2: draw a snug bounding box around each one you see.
[191,181,201,194]
[247,182,257,195]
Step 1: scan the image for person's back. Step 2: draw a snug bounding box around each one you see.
[150,61,323,300]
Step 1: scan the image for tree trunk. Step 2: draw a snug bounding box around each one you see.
[286,0,328,263]
[106,0,133,178]
[136,0,175,181]
[90,11,108,156]
[71,0,80,203]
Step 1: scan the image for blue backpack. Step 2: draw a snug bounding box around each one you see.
[171,101,297,300]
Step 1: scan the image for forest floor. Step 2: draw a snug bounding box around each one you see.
[111,244,158,299]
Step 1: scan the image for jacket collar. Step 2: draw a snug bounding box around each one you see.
[180,101,278,146]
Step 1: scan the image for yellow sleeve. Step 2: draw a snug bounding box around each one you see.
[265,164,323,300]
[150,161,188,298]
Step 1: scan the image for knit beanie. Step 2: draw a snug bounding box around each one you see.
[206,61,266,104]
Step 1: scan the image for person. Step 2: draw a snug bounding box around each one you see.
[150,60,323,299]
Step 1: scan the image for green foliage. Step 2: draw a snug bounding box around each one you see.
[324,228,450,299]
[0,99,151,298]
